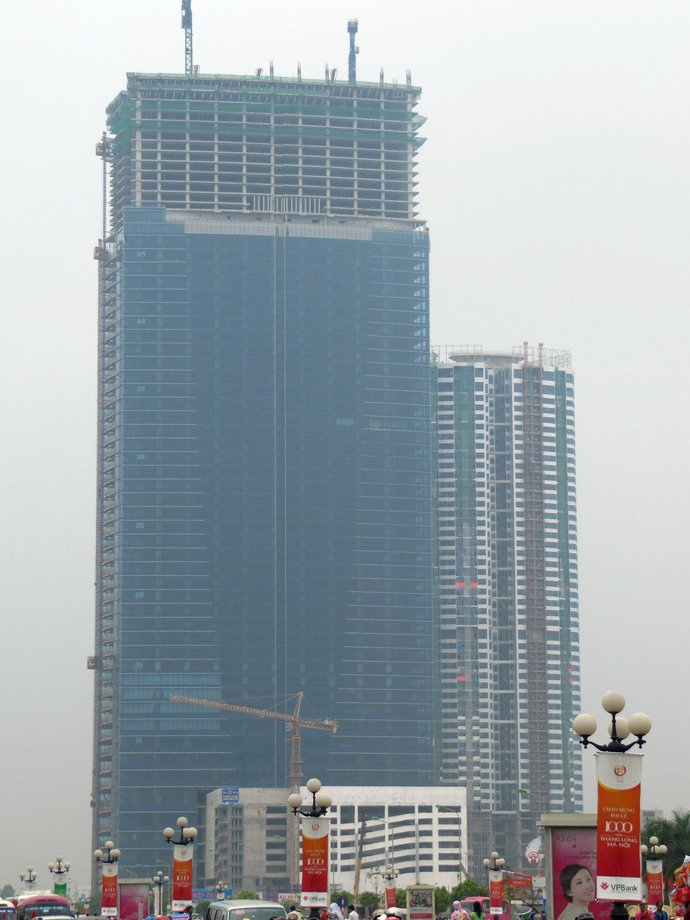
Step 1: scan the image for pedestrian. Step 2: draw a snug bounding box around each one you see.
[348,906,360,920]
[471,903,483,920]
[635,904,653,920]
[654,902,668,920]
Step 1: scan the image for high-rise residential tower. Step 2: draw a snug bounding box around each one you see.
[432,345,583,874]
[91,56,436,874]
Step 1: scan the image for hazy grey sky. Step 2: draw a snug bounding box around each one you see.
[1,0,688,891]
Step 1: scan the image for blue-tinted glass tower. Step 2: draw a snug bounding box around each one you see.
[92,67,435,875]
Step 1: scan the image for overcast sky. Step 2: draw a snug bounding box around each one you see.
[1,0,688,892]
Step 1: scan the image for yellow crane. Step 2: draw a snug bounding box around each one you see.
[169,691,338,792]
[170,691,337,887]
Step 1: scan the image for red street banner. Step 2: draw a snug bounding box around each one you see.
[385,888,397,909]
[489,871,504,914]
[646,860,663,905]
[172,843,194,911]
[596,752,642,901]
[299,816,329,910]
[101,863,118,917]
[508,873,534,894]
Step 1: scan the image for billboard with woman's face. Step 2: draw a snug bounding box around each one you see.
[551,826,610,920]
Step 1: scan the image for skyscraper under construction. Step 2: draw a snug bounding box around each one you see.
[432,345,583,875]
[91,24,436,876]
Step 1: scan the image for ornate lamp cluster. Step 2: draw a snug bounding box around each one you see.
[94,841,121,864]
[380,865,399,884]
[483,851,506,871]
[163,816,198,845]
[215,881,226,899]
[152,870,169,890]
[48,856,71,878]
[641,837,667,859]
[572,690,651,752]
[19,868,37,888]
[287,777,332,817]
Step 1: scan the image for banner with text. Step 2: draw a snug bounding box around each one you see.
[385,888,398,909]
[172,843,194,911]
[646,859,663,905]
[299,817,329,909]
[596,752,642,901]
[489,871,504,914]
[101,863,118,917]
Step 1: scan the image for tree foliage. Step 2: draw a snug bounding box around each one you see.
[359,893,380,914]
[425,880,487,916]
[0,887,14,900]
[643,809,690,887]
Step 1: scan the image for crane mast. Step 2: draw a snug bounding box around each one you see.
[181,0,193,75]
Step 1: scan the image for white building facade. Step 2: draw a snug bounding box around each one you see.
[201,786,467,898]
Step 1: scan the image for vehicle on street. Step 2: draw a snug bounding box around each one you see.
[16,896,73,920]
[0,900,17,920]
[205,901,288,920]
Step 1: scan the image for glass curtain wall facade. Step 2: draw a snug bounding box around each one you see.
[92,71,436,875]
[432,345,582,874]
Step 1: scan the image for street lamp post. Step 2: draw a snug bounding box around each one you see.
[48,856,71,896]
[377,866,399,909]
[163,817,198,913]
[19,869,37,892]
[573,691,652,920]
[641,838,667,906]
[151,871,169,915]
[483,852,506,915]
[287,778,332,912]
[94,841,121,919]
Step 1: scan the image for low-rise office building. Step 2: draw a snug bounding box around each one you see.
[199,786,467,899]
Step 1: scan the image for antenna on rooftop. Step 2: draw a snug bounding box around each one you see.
[347,19,359,83]
[181,0,193,75]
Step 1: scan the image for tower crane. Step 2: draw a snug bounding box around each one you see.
[169,691,338,793]
[181,0,193,75]
[170,691,337,888]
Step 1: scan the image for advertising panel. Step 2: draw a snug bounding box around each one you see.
[489,871,504,914]
[646,860,663,906]
[172,844,194,911]
[596,752,642,901]
[118,882,149,920]
[407,886,434,920]
[385,888,398,909]
[548,821,610,920]
[300,816,329,909]
[101,863,118,917]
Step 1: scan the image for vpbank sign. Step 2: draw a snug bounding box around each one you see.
[598,879,640,896]
[596,752,643,901]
